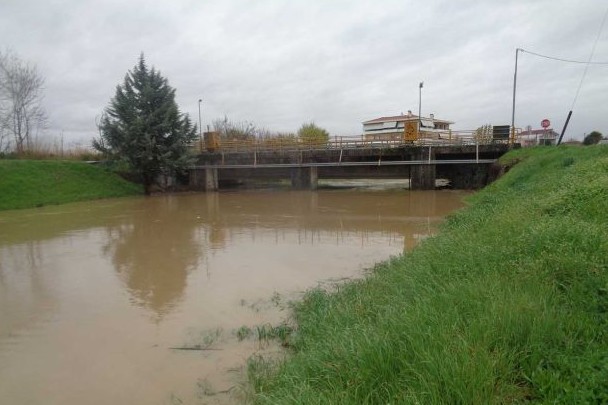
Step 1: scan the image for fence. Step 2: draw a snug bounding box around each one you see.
[190,129,522,154]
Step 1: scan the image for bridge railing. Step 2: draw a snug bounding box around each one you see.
[190,129,521,153]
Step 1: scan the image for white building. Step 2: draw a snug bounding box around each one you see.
[519,129,558,146]
[362,111,454,141]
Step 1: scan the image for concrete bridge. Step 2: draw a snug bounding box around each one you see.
[189,142,513,191]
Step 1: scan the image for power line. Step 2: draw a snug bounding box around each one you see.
[520,48,608,65]
[571,5,608,110]
[557,4,608,145]
[511,10,608,141]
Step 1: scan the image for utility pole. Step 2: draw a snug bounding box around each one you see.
[418,81,424,127]
[198,99,203,152]
[511,48,521,143]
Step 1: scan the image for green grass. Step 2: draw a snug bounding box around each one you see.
[249,145,608,404]
[0,160,142,210]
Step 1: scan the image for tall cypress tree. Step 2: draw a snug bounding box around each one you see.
[94,54,197,194]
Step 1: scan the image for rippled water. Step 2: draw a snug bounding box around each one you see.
[0,188,468,404]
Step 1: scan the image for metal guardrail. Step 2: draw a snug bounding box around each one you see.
[191,129,520,154]
[193,159,498,169]
[194,137,502,169]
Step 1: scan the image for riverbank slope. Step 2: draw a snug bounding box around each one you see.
[250,146,608,403]
[0,160,142,210]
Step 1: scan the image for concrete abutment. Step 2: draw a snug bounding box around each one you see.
[438,164,490,189]
[189,168,218,191]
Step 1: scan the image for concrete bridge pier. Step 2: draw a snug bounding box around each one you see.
[189,167,218,191]
[410,149,436,190]
[291,167,318,190]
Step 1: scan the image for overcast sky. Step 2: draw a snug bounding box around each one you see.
[1,0,607,144]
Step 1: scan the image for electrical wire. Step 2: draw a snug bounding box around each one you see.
[520,48,608,65]
[570,5,608,110]
[517,6,608,144]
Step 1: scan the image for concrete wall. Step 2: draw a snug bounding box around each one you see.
[437,164,490,189]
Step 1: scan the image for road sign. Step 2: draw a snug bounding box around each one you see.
[541,119,550,128]
[404,120,419,141]
[493,125,511,140]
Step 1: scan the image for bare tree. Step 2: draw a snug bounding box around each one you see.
[0,108,8,153]
[0,53,9,153]
[212,115,271,140]
[0,49,47,153]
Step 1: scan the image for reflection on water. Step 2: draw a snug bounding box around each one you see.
[0,189,467,404]
[103,198,203,320]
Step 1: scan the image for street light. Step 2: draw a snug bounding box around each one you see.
[511,48,521,142]
[418,81,424,127]
[198,99,203,152]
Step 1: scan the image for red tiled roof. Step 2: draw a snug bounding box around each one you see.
[363,115,453,124]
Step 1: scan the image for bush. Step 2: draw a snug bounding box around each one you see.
[583,131,603,145]
[297,122,329,145]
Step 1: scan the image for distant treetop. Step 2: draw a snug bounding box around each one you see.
[583,131,603,145]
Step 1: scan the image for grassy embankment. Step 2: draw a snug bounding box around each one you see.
[250,146,608,404]
[0,160,142,211]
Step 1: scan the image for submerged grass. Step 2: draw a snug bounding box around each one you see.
[250,145,608,404]
[0,160,142,211]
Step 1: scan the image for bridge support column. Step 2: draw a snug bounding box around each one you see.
[189,168,218,191]
[410,150,436,190]
[291,167,318,190]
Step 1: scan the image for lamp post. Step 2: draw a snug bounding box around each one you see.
[418,81,424,127]
[198,99,203,152]
[511,48,521,143]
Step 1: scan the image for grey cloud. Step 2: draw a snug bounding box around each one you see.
[1,0,606,144]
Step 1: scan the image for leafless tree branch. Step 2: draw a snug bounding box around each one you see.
[0,49,47,153]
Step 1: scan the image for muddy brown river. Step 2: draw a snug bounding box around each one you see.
[0,187,468,404]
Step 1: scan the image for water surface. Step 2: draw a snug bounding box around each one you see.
[0,188,468,404]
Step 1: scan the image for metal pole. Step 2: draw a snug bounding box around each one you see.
[198,99,203,152]
[511,48,520,142]
[418,81,424,127]
[557,110,573,145]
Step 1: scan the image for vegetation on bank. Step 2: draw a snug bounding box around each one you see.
[249,145,608,404]
[0,160,142,211]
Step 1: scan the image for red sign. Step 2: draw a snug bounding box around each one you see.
[541,119,551,129]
